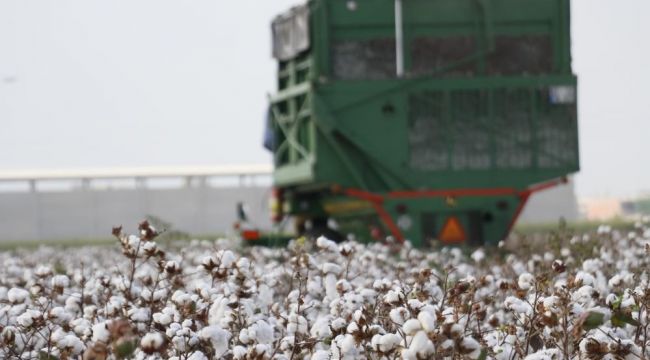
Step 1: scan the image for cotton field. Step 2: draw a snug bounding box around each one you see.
[1,220,650,360]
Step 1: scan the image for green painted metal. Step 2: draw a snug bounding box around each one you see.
[268,0,579,246]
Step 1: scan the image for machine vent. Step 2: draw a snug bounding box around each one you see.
[487,35,553,75]
[494,89,533,169]
[537,89,578,168]
[332,39,396,80]
[408,91,449,170]
[411,36,477,77]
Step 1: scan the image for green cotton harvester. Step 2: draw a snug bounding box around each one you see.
[261,0,579,247]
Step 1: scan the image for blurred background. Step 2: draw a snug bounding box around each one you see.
[1,0,648,243]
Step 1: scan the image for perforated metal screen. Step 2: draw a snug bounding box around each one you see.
[331,39,396,80]
[408,87,577,172]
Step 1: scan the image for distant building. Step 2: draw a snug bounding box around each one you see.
[579,197,623,221]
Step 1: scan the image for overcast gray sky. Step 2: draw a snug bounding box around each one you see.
[0,0,648,199]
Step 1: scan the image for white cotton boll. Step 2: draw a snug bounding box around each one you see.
[287,314,309,336]
[127,234,140,247]
[35,266,52,277]
[518,273,535,290]
[524,348,561,360]
[51,328,67,343]
[311,350,331,360]
[620,294,637,309]
[572,285,597,306]
[7,288,29,304]
[418,310,436,333]
[371,334,382,350]
[322,263,342,275]
[331,318,347,331]
[402,319,422,335]
[608,275,624,288]
[187,351,208,360]
[597,225,611,234]
[542,296,561,314]
[199,325,232,356]
[460,337,481,359]
[166,322,182,338]
[373,279,391,291]
[471,248,485,263]
[324,274,339,300]
[71,318,91,337]
[239,329,252,344]
[91,322,110,343]
[346,322,359,333]
[316,236,339,252]
[570,302,585,317]
[141,332,165,351]
[143,241,157,253]
[128,307,151,322]
[252,344,270,357]
[582,259,601,274]
[232,346,247,359]
[310,316,333,339]
[336,279,352,293]
[384,290,403,304]
[504,296,533,315]
[48,307,73,324]
[249,320,274,344]
[172,290,193,306]
[353,309,365,323]
[165,260,179,272]
[389,307,408,325]
[378,333,402,352]
[65,295,81,313]
[236,257,250,270]
[409,331,435,357]
[153,312,172,326]
[172,335,188,352]
[401,348,417,360]
[605,293,619,306]
[58,334,85,354]
[576,272,595,286]
[140,288,153,301]
[218,250,236,268]
[153,289,168,301]
[359,288,377,302]
[16,309,41,327]
[340,334,359,356]
[202,255,216,268]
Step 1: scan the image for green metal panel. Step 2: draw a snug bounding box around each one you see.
[269,0,579,245]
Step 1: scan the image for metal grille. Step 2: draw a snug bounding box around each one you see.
[408,92,448,170]
[537,89,578,168]
[411,36,476,77]
[487,35,552,75]
[494,89,533,169]
[451,90,491,170]
[332,39,396,80]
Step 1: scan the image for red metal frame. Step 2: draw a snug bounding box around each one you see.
[341,177,567,244]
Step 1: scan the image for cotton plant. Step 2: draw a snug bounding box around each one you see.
[0,219,649,359]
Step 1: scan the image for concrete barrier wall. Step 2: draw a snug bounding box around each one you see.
[0,187,272,241]
[0,181,578,242]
